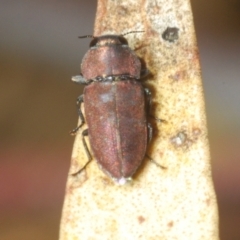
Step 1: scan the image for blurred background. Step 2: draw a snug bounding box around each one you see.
[0,0,239,239]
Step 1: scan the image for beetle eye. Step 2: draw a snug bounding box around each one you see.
[89,37,98,47]
[118,36,128,45]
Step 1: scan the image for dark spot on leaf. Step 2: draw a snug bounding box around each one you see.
[162,27,179,42]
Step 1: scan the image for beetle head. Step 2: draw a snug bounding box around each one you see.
[78,31,144,48]
[89,35,128,48]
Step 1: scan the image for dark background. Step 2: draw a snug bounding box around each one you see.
[0,0,240,239]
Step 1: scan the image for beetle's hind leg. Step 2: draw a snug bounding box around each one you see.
[71,129,92,176]
[144,87,166,123]
[145,154,167,170]
[70,94,85,135]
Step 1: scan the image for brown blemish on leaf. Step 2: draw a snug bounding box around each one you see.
[168,70,187,82]
[138,215,146,224]
[192,127,202,138]
[167,221,174,228]
[206,198,211,206]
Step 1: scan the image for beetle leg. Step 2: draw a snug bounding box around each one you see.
[71,74,88,85]
[150,115,167,123]
[147,122,153,143]
[71,129,92,176]
[70,95,85,135]
[81,129,92,161]
[144,88,152,114]
[140,69,150,78]
[144,88,153,143]
[144,88,167,123]
[146,154,167,169]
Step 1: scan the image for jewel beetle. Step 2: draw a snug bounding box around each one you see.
[71,32,152,185]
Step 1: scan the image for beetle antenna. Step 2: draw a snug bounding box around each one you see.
[122,31,144,36]
[78,35,94,39]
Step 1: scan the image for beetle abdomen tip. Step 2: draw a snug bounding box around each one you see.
[116,177,132,185]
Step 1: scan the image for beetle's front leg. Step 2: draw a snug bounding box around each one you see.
[71,74,88,84]
[70,94,85,135]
